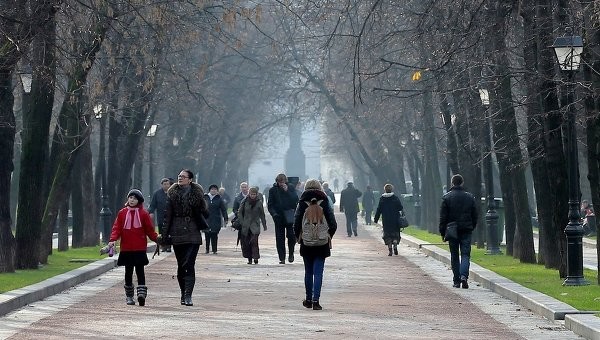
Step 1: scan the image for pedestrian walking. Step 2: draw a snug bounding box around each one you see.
[373,184,404,256]
[219,187,231,211]
[362,185,375,225]
[163,169,209,306]
[237,187,268,264]
[322,182,336,206]
[108,189,158,306]
[293,179,337,311]
[148,177,174,252]
[204,184,228,254]
[232,182,250,218]
[268,173,299,264]
[340,181,362,237]
[439,174,478,289]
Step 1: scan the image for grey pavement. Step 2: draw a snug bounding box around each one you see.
[0,212,596,339]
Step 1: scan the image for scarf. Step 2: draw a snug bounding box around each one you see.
[124,206,142,229]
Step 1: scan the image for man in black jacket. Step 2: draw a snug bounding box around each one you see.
[267,173,299,264]
[439,174,478,289]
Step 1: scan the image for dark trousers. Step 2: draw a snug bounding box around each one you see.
[345,212,358,236]
[124,265,145,286]
[364,209,373,224]
[448,232,472,283]
[174,244,200,282]
[205,232,219,253]
[275,224,296,261]
[241,232,260,260]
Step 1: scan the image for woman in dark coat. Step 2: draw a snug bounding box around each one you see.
[203,184,228,254]
[374,183,404,256]
[163,169,209,306]
[293,179,337,311]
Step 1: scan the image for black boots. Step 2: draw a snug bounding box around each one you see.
[124,285,135,305]
[137,285,147,306]
[312,301,323,310]
[393,244,398,255]
[177,275,185,305]
[302,299,312,308]
[388,245,393,256]
[183,276,195,306]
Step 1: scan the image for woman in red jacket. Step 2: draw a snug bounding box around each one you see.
[108,189,158,306]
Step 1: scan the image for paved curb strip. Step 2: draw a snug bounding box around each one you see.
[0,243,156,317]
[0,258,117,317]
[401,233,599,339]
[565,314,600,340]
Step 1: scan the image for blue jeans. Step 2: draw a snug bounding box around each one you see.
[303,256,326,302]
[448,232,472,283]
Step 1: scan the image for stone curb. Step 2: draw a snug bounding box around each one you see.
[0,243,157,318]
[400,233,599,339]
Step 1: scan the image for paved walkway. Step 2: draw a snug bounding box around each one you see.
[2,212,585,339]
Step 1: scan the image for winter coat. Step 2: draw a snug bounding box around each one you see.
[164,183,209,245]
[438,185,478,237]
[232,192,247,218]
[204,193,228,233]
[293,189,337,259]
[148,188,168,226]
[374,193,404,236]
[239,196,267,237]
[362,190,375,211]
[110,206,158,251]
[267,183,299,226]
[325,188,336,204]
[340,185,362,214]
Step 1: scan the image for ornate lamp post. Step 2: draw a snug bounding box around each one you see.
[479,87,501,255]
[146,124,158,197]
[94,104,112,243]
[551,27,588,286]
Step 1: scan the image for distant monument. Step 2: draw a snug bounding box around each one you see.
[284,118,306,180]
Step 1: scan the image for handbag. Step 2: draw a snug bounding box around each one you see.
[231,216,242,230]
[283,209,295,225]
[444,221,458,241]
[398,211,409,229]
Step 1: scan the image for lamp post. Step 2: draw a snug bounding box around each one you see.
[146,124,158,198]
[94,104,112,244]
[479,87,501,255]
[411,131,421,226]
[551,27,588,286]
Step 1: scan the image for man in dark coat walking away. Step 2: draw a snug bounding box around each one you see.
[322,182,336,206]
[268,173,299,264]
[148,177,174,252]
[340,182,362,237]
[439,174,478,289]
[362,185,375,225]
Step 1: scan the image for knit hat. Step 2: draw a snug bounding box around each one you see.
[127,189,144,203]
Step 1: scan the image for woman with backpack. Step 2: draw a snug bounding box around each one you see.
[293,179,337,311]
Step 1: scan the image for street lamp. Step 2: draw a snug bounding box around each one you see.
[146,124,158,197]
[551,27,588,286]
[18,65,33,94]
[479,87,501,255]
[94,104,112,243]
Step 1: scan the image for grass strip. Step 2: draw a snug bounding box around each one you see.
[0,247,103,294]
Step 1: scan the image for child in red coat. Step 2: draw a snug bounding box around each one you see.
[108,189,158,306]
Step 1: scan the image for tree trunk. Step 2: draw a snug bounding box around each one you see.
[0,69,17,273]
[537,0,569,274]
[490,2,536,263]
[57,196,69,251]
